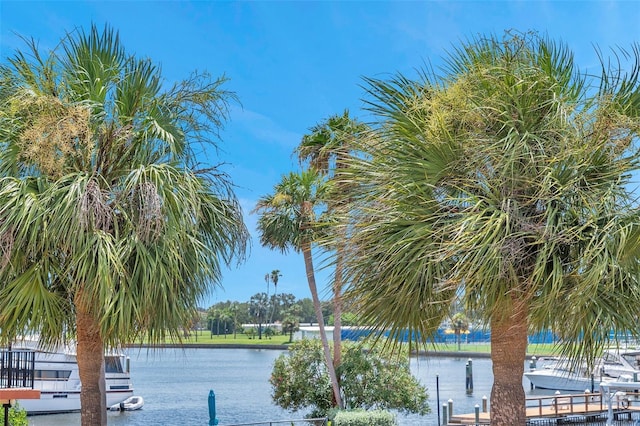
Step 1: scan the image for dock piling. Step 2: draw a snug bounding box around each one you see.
[442,403,448,426]
[436,374,441,426]
[529,356,536,389]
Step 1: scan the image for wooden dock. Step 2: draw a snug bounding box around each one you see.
[447,391,640,425]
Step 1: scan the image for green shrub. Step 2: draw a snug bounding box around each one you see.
[332,410,397,426]
[270,339,429,417]
[0,403,28,426]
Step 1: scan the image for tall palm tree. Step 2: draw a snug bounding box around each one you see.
[338,33,640,426]
[296,110,368,367]
[270,269,282,291]
[451,312,469,351]
[219,308,233,338]
[268,269,282,325]
[249,292,268,339]
[0,25,248,425]
[253,170,343,408]
[207,308,217,338]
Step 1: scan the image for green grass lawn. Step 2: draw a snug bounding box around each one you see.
[137,332,559,356]
[419,342,557,356]
[136,332,293,346]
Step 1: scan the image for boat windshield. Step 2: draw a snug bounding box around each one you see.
[35,370,71,380]
[105,356,123,373]
[620,352,640,369]
[602,351,625,367]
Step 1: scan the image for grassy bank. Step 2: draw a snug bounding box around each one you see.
[132,333,558,357]
[134,333,293,346]
[420,343,557,356]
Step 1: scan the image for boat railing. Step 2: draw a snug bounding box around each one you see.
[0,349,36,389]
[222,418,328,426]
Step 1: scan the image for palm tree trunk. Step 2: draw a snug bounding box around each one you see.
[76,304,106,426]
[302,241,343,409]
[490,298,528,426]
[333,246,344,367]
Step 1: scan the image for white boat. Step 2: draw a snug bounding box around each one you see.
[109,395,144,411]
[8,339,136,415]
[524,348,640,392]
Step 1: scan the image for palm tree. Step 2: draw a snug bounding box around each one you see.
[270,269,282,292]
[249,293,269,339]
[338,33,640,426]
[296,110,368,367]
[0,25,248,425]
[232,303,239,339]
[282,305,302,343]
[451,312,469,351]
[219,308,233,338]
[268,269,282,325]
[207,308,217,338]
[253,170,343,408]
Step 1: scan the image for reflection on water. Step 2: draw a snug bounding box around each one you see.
[29,348,293,426]
[25,348,535,426]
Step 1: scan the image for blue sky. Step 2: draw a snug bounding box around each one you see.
[2,1,639,306]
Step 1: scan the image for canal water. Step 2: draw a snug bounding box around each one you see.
[25,348,541,425]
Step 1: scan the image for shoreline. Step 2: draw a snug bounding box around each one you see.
[127,343,290,350]
[127,343,551,359]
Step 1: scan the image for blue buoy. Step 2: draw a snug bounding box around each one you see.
[208,390,219,425]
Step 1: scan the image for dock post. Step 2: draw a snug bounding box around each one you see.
[474,404,480,426]
[448,398,453,418]
[482,395,487,413]
[529,356,536,389]
[554,390,562,413]
[436,375,441,425]
[584,389,590,411]
[442,403,448,425]
[466,359,474,393]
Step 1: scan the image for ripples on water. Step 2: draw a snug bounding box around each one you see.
[27,347,539,425]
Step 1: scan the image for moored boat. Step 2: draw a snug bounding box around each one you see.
[524,348,640,392]
[8,338,136,414]
[109,395,144,411]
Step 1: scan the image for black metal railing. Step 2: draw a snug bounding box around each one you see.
[224,418,328,426]
[0,350,35,389]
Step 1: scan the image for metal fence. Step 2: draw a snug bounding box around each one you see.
[526,417,639,426]
[0,350,35,389]
[223,418,328,426]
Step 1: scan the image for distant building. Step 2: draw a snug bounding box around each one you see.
[241,323,282,332]
[295,326,368,341]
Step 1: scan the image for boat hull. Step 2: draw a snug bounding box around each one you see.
[524,348,640,392]
[524,370,598,392]
[18,388,135,415]
[109,395,144,411]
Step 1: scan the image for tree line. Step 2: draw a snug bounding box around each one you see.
[190,295,361,341]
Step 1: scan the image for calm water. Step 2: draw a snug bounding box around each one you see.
[26,348,537,425]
